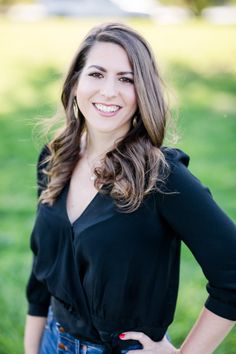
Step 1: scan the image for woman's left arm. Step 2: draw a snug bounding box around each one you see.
[156,151,236,323]
[121,150,236,353]
[178,307,235,353]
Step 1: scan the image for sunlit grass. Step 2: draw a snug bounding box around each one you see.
[0,18,235,354]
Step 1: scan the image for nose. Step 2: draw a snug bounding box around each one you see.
[100,78,117,98]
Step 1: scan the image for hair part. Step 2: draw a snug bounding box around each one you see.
[39,22,171,212]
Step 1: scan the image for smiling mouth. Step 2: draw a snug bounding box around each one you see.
[93,103,121,113]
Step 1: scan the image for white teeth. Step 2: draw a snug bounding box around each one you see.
[94,103,120,113]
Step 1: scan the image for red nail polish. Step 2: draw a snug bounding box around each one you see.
[119,333,126,339]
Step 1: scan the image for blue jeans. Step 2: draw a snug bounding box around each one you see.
[40,308,143,354]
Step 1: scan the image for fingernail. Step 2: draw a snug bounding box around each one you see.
[119,333,126,339]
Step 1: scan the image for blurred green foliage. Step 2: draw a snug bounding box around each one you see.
[0,18,235,354]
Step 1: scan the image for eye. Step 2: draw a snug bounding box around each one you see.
[88,72,103,79]
[119,77,134,84]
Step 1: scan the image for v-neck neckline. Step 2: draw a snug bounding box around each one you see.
[63,182,100,227]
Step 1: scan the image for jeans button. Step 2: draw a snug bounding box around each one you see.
[58,342,67,350]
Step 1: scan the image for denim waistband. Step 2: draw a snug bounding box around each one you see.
[50,301,143,354]
[56,323,142,354]
[43,307,142,354]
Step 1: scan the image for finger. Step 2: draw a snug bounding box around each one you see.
[119,331,153,347]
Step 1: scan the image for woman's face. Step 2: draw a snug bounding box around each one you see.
[75,41,137,136]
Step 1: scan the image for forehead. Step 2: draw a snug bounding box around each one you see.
[84,42,132,70]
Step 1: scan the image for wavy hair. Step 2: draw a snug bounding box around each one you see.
[39,22,171,212]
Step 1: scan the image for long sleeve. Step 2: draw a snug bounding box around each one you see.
[26,145,51,316]
[158,148,236,320]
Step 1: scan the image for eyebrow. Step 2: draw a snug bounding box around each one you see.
[87,65,134,76]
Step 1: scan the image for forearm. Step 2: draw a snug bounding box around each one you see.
[180,307,235,354]
[24,315,46,354]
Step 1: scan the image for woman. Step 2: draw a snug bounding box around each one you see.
[24,23,236,354]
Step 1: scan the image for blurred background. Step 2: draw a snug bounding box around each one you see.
[0,0,235,353]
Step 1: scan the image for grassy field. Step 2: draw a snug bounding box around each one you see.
[0,17,235,354]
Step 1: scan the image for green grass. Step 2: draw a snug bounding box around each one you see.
[0,17,235,353]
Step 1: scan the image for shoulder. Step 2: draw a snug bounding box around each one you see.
[161,147,190,170]
[160,147,191,187]
[159,147,204,195]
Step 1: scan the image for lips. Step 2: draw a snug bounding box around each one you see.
[93,103,121,113]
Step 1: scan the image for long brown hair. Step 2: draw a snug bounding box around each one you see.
[39,22,170,212]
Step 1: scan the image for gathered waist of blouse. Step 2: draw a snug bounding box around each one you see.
[51,296,167,348]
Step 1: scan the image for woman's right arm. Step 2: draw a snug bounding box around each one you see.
[24,145,51,354]
[24,315,46,354]
[24,267,50,353]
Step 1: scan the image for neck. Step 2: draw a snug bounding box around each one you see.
[84,127,128,160]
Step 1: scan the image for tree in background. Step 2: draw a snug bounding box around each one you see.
[159,0,236,15]
[0,0,32,4]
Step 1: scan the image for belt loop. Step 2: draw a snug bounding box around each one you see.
[80,343,88,354]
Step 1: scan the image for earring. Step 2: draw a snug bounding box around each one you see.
[132,116,138,128]
[73,97,79,119]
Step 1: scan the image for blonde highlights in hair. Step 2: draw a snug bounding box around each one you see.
[39,23,170,212]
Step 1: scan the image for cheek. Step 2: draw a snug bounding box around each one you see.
[127,86,137,104]
[128,90,137,110]
[76,74,95,97]
[76,82,89,99]
[76,87,90,114]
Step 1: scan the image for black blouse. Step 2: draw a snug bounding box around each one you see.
[26,147,236,346]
